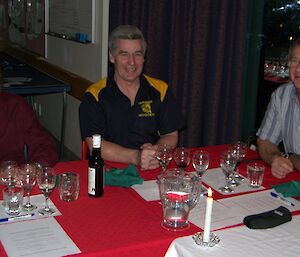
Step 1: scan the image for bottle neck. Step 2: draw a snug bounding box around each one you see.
[92,147,101,156]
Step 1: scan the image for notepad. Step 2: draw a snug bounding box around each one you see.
[131,180,160,201]
[0,217,81,257]
[189,189,300,231]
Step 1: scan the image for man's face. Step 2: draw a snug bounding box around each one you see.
[289,45,300,90]
[109,39,145,84]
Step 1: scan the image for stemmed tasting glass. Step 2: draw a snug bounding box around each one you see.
[230,141,247,182]
[174,147,190,171]
[19,164,37,211]
[0,161,19,207]
[224,148,240,188]
[0,161,18,188]
[37,167,56,215]
[219,150,237,193]
[156,144,173,173]
[192,150,210,194]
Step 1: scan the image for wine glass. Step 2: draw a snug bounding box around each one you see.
[0,161,18,188]
[156,144,173,173]
[37,167,56,215]
[219,150,237,193]
[174,147,190,171]
[230,141,247,182]
[192,150,210,194]
[0,161,19,208]
[19,164,37,211]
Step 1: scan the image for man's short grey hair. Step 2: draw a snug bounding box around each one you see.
[108,25,147,55]
[288,38,300,60]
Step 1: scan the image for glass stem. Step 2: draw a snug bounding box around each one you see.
[197,174,202,182]
[26,192,30,205]
[235,161,241,171]
[198,178,203,189]
[44,196,50,210]
[8,185,13,193]
[225,176,231,188]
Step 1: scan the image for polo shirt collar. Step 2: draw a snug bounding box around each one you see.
[107,73,149,96]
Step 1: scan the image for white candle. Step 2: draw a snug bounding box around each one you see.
[203,187,213,242]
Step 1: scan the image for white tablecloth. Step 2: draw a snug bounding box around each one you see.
[165,215,300,257]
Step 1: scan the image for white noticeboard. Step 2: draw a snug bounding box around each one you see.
[47,0,95,43]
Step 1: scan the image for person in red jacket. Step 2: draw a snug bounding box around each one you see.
[0,81,58,167]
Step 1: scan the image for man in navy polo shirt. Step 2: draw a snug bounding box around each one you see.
[79,25,185,170]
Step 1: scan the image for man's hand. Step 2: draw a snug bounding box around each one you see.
[257,138,295,179]
[139,143,159,170]
[271,155,293,179]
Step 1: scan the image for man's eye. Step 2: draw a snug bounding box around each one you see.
[289,58,299,66]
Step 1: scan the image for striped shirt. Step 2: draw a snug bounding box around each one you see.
[256,82,300,154]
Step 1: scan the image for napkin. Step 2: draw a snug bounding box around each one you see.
[104,164,144,188]
[243,206,292,229]
[272,180,300,197]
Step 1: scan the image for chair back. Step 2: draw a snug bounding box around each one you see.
[81,140,88,160]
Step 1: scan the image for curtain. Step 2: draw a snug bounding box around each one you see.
[241,0,264,141]
[109,0,251,147]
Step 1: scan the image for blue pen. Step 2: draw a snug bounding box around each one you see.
[270,192,295,207]
[0,213,35,223]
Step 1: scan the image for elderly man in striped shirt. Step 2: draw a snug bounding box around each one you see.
[257,38,300,179]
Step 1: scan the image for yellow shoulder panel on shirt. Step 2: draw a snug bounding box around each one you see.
[85,78,107,101]
[144,74,168,102]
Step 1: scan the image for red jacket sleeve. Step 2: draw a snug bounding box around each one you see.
[18,99,59,167]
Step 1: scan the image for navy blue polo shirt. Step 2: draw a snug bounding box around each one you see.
[79,74,185,149]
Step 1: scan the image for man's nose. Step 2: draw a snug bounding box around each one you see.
[128,54,136,65]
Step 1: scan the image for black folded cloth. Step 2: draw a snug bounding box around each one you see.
[243,206,292,229]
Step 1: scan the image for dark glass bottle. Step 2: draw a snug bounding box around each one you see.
[88,134,104,197]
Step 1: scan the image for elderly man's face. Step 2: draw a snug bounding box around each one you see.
[109,39,145,85]
[289,45,300,90]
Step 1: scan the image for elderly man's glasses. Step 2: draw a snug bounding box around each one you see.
[288,58,300,67]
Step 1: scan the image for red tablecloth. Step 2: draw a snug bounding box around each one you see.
[1,144,300,257]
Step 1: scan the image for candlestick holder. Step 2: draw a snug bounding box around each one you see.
[192,232,220,247]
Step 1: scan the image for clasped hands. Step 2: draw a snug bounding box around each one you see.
[139,143,160,170]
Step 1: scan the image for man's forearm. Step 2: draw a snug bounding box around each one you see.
[156,131,178,149]
[257,138,281,165]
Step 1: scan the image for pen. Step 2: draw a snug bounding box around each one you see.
[0,213,35,223]
[270,192,295,207]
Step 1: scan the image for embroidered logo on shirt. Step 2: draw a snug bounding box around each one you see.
[138,100,155,117]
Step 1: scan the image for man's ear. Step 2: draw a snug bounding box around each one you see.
[109,52,115,63]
